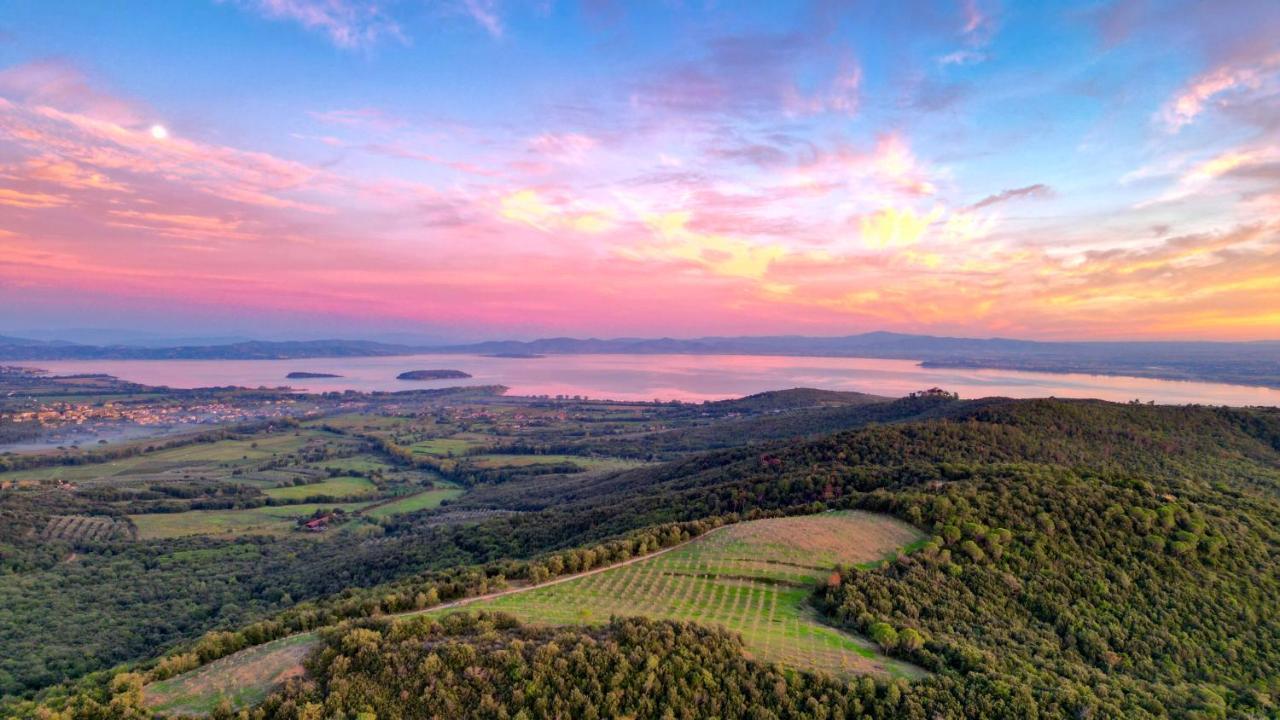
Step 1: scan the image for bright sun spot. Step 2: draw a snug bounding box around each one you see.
[149,124,169,140]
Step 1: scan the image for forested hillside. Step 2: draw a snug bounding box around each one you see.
[15,397,1280,719]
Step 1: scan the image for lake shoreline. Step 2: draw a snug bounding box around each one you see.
[23,353,1280,407]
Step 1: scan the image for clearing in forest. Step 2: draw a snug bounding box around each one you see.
[144,634,315,716]
[430,511,927,679]
[143,511,926,714]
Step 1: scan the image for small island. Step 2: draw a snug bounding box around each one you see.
[286,371,343,379]
[483,352,546,359]
[396,369,473,380]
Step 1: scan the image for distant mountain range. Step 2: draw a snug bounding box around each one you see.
[0,336,419,360]
[2,331,1278,390]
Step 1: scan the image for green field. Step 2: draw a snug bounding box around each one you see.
[144,634,317,716]
[364,485,464,518]
[130,501,374,538]
[303,414,413,433]
[262,476,376,500]
[2,430,343,485]
[462,453,644,472]
[307,454,395,473]
[409,437,489,456]
[431,511,926,679]
[142,511,926,714]
[131,481,464,537]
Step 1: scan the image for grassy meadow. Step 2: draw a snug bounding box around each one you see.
[262,476,377,500]
[130,501,375,538]
[430,511,926,679]
[141,511,926,714]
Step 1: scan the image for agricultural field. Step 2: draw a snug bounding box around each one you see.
[130,501,375,538]
[466,453,592,468]
[409,437,491,456]
[131,480,464,538]
[303,414,413,433]
[0,429,349,486]
[363,484,464,518]
[262,476,377,501]
[305,454,395,473]
[41,514,134,542]
[431,511,927,679]
[144,634,316,716]
[143,511,927,714]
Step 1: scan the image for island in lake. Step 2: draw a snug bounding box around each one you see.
[396,369,472,380]
[483,352,546,359]
[286,371,343,379]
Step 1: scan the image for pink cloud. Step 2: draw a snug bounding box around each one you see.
[1161,53,1280,131]
[3,49,1279,342]
[961,0,986,35]
[11,155,132,192]
[630,31,858,120]
[0,59,141,125]
[0,90,332,213]
[788,134,940,199]
[0,186,69,208]
[784,63,862,116]
[527,133,598,164]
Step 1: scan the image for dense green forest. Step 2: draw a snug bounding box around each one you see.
[8,394,1280,718]
[261,613,915,720]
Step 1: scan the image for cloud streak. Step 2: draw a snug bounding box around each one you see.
[1160,53,1280,131]
[969,184,1052,210]
[231,0,405,48]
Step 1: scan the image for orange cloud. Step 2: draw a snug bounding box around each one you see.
[859,207,942,249]
[0,187,68,208]
[106,210,254,243]
[1142,144,1280,206]
[498,189,615,233]
[17,156,131,192]
[624,211,788,280]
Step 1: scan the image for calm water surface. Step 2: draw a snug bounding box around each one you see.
[29,353,1280,407]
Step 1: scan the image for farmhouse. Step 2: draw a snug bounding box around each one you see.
[301,515,333,532]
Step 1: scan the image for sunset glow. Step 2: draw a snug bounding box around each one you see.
[1,1,1278,340]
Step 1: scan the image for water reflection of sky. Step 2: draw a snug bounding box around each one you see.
[29,354,1280,407]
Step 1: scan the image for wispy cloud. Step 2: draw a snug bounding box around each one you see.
[0,59,141,124]
[462,0,504,38]
[527,133,598,164]
[1159,53,1280,131]
[308,107,407,131]
[969,184,1052,210]
[0,187,69,208]
[231,0,405,48]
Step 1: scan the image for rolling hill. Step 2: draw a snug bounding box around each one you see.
[9,396,1280,718]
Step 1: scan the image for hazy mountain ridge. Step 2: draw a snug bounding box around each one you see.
[0,338,420,361]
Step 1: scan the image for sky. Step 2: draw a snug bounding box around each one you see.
[0,0,1278,343]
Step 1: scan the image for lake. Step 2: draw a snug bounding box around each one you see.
[26,353,1280,407]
